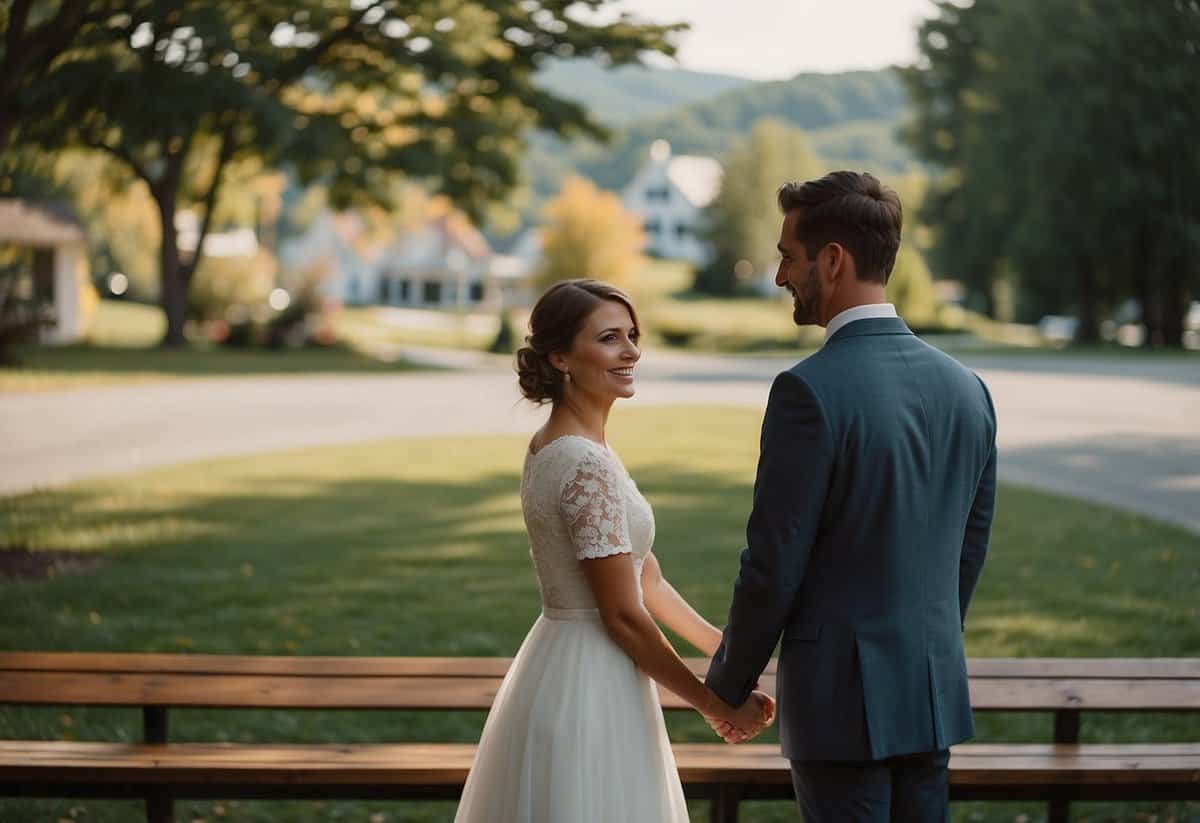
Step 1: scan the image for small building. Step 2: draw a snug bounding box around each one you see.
[489,227,542,309]
[279,205,493,310]
[278,210,380,304]
[373,210,491,309]
[0,199,91,344]
[621,140,722,267]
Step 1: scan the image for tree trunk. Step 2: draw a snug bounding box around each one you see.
[1161,265,1190,349]
[1133,224,1160,347]
[156,191,188,348]
[1075,257,1101,344]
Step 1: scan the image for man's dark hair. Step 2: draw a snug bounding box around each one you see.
[777,171,903,284]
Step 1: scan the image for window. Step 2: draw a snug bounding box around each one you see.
[645,186,670,202]
[675,223,690,240]
[644,219,661,236]
[423,280,442,305]
[398,279,411,303]
[469,282,484,302]
[377,278,389,304]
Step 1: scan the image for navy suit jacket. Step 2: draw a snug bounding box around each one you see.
[705,317,997,761]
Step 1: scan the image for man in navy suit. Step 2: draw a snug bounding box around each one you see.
[705,171,998,822]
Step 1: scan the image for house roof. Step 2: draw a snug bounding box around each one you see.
[383,209,491,273]
[666,155,723,209]
[0,199,85,246]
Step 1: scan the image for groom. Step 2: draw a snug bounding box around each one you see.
[705,171,998,822]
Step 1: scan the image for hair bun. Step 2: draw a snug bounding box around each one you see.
[515,345,559,405]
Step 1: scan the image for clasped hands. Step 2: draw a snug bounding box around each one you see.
[703,689,775,744]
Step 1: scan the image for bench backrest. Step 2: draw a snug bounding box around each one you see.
[1,653,1198,712]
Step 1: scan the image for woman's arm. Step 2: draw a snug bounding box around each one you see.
[641,552,723,657]
[581,552,757,726]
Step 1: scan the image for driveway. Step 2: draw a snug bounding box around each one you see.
[2,348,1198,533]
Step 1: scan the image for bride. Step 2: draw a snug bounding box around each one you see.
[454,279,774,823]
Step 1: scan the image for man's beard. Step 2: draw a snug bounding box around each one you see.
[791,263,822,326]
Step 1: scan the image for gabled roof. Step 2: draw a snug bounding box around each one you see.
[666,155,723,209]
[0,199,84,246]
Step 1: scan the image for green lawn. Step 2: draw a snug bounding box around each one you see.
[2,301,421,393]
[1,406,1197,822]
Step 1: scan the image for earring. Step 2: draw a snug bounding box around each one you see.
[563,371,572,383]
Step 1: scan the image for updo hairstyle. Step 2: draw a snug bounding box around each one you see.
[515,279,640,405]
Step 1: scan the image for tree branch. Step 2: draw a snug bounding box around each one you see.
[180,124,237,285]
[1,0,89,85]
[268,1,385,90]
[80,133,157,193]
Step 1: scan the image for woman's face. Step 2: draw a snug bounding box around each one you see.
[556,299,641,402]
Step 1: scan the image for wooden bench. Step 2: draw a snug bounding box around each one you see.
[1,653,1197,823]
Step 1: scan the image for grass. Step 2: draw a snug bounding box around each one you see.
[332,305,500,353]
[2,406,1199,822]
[1,301,421,393]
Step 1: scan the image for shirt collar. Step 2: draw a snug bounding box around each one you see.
[824,303,899,343]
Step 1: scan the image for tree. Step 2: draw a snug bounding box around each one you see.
[902,0,1200,346]
[886,246,938,328]
[696,119,825,295]
[538,175,643,289]
[2,1,682,346]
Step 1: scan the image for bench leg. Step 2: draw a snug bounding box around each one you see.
[711,786,741,823]
[1049,708,1080,823]
[146,795,174,823]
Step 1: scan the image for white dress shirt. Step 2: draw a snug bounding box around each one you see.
[824,303,899,343]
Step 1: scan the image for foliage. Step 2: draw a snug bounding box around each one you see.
[886,245,939,328]
[520,68,916,224]
[488,308,516,354]
[695,119,825,296]
[901,0,1200,346]
[1,0,683,345]
[537,175,643,289]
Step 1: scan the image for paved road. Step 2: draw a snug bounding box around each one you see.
[2,348,1198,533]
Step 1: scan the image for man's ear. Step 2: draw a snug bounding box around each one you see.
[823,242,847,283]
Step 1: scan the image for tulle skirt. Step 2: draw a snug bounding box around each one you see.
[453,607,690,823]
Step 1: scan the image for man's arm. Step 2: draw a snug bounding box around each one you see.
[705,371,835,707]
[960,377,998,627]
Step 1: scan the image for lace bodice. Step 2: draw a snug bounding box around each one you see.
[520,435,655,611]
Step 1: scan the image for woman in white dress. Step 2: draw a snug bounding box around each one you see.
[454,279,774,823]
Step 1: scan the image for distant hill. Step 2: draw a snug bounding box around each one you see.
[516,66,917,230]
[534,58,752,126]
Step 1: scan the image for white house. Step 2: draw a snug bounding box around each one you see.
[0,199,91,344]
[279,207,493,310]
[373,211,491,309]
[278,210,380,304]
[621,140,722,267]
[489,227,542,309]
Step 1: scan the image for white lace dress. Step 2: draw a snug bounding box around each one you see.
[453,435,690,823]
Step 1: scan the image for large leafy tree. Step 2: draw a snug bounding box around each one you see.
[2,1,682,346]
[696,119,825,296]
[902,0,1200,345]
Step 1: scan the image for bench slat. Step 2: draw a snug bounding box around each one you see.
[2,741,1198,787]
[4,653,1198,680]
[3,671,1197,712]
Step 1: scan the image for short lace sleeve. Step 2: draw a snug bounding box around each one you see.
[557,445,632,560]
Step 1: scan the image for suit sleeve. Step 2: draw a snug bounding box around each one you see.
[705,371,835,707]
[959,375,997,628]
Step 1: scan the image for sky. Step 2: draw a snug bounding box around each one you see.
[599,0,940,80]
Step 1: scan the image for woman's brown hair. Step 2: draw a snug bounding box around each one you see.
[515,279,640,405]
